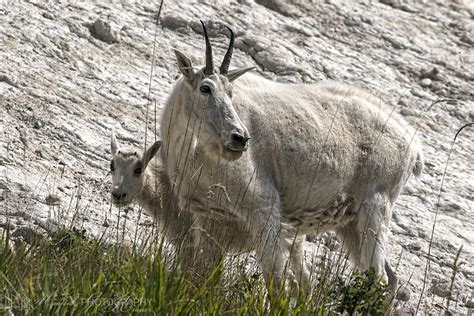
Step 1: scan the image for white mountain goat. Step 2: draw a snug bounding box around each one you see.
[160,20,423,298]
[109,131,190,241]
[109,131,254,280]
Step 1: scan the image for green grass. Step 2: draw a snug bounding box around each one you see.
[0,228,388,315]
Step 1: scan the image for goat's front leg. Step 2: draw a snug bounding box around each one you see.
[288,234,310,289]
[242,194,291,294]
[257,231,289,294]
[177,215,226,285]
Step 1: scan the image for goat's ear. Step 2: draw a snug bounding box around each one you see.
[174,49,195,81]
[227,66,255,82]
[143,140,162,167]
[111,130,119,155]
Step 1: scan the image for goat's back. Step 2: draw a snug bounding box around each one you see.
[232,76,422,208]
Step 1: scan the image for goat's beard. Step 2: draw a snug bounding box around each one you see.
[220,144,244,161]
[202,141,243,161]
[195,127,244,162]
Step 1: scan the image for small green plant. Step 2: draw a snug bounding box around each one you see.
[50,227,88,253]
[335,267,388,315]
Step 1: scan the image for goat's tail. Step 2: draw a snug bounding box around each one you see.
[413,151,423,177]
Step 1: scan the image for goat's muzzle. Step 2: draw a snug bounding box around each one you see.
[230,132,250,151]
[111,189,130,206]
[220,131,250,161]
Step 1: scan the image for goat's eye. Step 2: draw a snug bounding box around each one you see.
[200,85,211,94]
[110,160,115,172]
[134,161,143,175]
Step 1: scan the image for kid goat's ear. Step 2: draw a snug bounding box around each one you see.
[111,130,119,155]
[143,140,162,167]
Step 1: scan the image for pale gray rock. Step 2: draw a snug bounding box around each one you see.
[396,285,412,302]
[420,66,440,80]
[88,19,119,43]
[394,306,415,316]
[420,78,432,87]
[380,0,401,8]
[45,194,61,206]
[408,241,422,252]
[161,15,189,31]
[430,282,451,298]
[255,0,300,17]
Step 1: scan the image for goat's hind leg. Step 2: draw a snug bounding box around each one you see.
[335,192,397,307]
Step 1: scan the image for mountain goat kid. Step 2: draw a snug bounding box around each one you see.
[109,131,254,281]
[160,21,423,299]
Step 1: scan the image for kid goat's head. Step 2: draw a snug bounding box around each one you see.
[173,20,253,161]
[109,131,161,206]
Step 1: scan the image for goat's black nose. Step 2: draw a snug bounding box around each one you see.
[112,190,127,200]
[231,133,250,147]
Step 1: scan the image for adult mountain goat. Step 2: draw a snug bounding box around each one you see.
[160,21,423,297]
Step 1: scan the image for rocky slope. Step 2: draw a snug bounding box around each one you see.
[0,0,473,313]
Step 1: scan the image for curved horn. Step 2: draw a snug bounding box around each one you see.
[200,20,214,75]
[220,26,235,76]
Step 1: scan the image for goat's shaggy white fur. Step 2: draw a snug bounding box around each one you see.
[161,65,423,299]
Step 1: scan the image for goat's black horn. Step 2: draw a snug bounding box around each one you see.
[220,26,234,76]
[200,20,214,75]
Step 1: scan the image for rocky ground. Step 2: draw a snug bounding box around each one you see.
[0,0,473,314]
